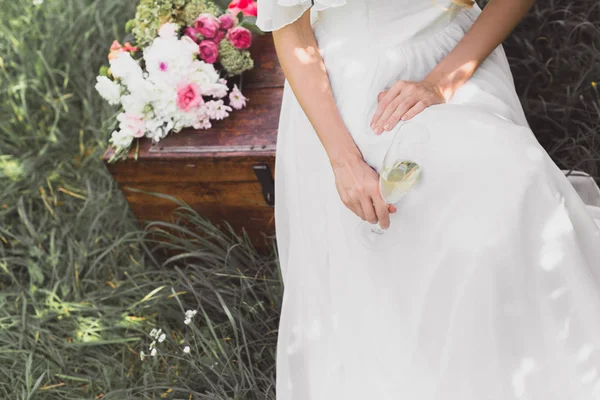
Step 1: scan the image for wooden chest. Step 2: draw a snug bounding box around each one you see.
[103,33,284,253]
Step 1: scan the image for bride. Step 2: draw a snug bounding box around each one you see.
[256,0,600,398]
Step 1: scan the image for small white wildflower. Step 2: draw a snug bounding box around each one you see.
[183,346,191,354]
[149,340,156,350]
[228,83,248,110]
[184,309,197,325]
[205,100,232,120]
[158,333,166,343]
[150,348,157,357]
[149,328,157,337]
[140,351,146,361]
[193,116,211,130]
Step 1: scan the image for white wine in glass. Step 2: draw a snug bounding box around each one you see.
[354,120,430,251]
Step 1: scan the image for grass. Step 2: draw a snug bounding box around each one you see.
[0,0,598,398]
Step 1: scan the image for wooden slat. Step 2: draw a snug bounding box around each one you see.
[119,180,271,205]
[107,157,275,183]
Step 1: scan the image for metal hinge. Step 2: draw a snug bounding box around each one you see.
[253,163,275,206]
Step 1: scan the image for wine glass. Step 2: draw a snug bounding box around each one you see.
[354,120,431,251]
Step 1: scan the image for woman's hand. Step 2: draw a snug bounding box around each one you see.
[369,79,446,135]
[331,154,397,229]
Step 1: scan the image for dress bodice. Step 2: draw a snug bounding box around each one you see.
[257,0,475,44]
[311,0,471,50]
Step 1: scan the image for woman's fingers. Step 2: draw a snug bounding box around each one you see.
[360,197,379,224]
[370,82,404,128]
[401,99,429,121]
[372,83,418,134]
[371,193,391,229]
[381,97,422,130]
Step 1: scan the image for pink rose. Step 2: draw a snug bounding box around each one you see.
[195,13,221,39]
[227,0,257,17]
[210,29,226,44]
[176,82,204,112]
[198,40,219,63]
[184,27,201,43]
[226,26,252,50]
[118,113,145,138]
[218,13,237,30]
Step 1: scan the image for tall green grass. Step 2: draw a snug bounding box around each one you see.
[0,0,598,398]
[0,0,279,398]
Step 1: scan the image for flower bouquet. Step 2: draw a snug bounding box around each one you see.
[95,0,262,162]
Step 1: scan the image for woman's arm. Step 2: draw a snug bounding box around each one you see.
[272,9,397,228]
[370,0,536,133]
[424,0,537,101]
[271,10,360,168]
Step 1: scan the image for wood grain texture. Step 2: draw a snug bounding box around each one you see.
[102,32,284,253]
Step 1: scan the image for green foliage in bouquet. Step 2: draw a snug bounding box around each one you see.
[219,38,254,76]
[131,0,221,48]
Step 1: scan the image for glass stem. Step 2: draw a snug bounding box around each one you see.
[370,222,386,235]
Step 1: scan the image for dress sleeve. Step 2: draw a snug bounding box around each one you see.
[256,0,346,32]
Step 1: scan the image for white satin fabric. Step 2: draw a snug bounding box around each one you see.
[258,0,600,398]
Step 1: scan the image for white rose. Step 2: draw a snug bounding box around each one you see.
[95,76,121,105]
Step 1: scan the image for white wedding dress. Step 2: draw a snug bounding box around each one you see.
[256,0,600,399]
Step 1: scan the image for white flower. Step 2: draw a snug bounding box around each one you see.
[140,351,146,361]
[144,116,173,143]
[149,340,156,350]
[193,117,212,130]
[144,36,198,89]
[158,333,166,343]
[109,129,134,149]
[110,52,144,89]
[189,60,220,88]
[183,346,191,354]
[158,22,179,39]
[33,0,43,5]
[95,76,121,105]
[120,93,147,115]
[228,84,248,110]
[184,309,197,325]
[149,328,162,339]
[203,82,229,99]
[205,100,232,120]
[150,348,157,357]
